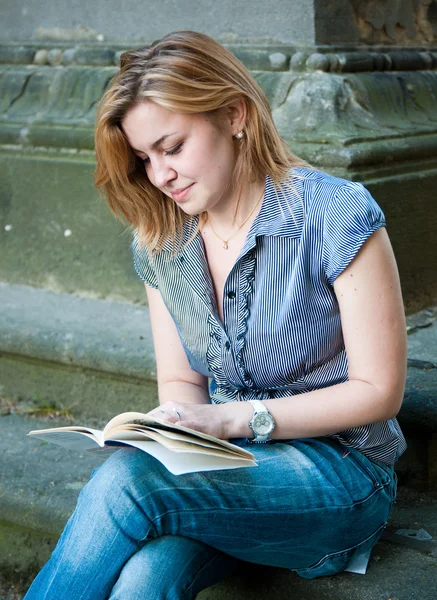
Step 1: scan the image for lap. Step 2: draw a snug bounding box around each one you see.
[88,437,396,571]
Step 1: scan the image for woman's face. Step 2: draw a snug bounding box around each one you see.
[121,101,241,216]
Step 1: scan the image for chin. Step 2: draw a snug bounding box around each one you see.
[177,198,206,215]
[178,205,200,217]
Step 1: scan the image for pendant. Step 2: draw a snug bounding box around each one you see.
[223,241,228,250]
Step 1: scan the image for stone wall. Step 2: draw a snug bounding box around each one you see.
[1,0,314,45]
[1,40,437,310]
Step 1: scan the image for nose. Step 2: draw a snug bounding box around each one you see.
[149,157,177,189]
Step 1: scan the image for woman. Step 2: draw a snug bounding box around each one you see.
[25,30,407,599]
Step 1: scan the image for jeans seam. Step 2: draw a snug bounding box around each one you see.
[151,483,391,533]
[294,521,387,574]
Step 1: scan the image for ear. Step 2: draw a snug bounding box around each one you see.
[226,97,247,136]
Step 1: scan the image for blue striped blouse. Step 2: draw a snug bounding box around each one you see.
[132,168,406,465]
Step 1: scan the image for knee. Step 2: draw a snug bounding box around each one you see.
[86,448,150,494]
[78,449,155,524]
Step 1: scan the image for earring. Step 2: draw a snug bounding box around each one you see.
[234,130,244,140]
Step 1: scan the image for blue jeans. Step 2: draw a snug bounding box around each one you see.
[24,438,396,599]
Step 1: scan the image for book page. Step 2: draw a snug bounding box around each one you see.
[106,412,254,459]
[144,426,248,457]
[28,429,104,451]
[116,428,254,461]
[111,439,257,475]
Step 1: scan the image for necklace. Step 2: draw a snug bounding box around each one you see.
[206,187,264,250]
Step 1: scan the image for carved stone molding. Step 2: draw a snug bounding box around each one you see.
[351,0,437,45]
[2,42,437,174]
[272,69,437,168]
[1,43,437,73]
[291,50,437,72]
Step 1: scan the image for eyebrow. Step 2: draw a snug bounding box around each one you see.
[132,133,177,155]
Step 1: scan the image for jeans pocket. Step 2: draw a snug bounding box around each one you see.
[294,522,386,580]
[347,448,392,492]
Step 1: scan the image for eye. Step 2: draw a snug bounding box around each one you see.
[165,142,183,156]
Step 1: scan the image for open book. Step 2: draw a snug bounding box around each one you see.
[28,412,257,475]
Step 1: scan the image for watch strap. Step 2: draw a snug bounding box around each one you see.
[249,399,268,415]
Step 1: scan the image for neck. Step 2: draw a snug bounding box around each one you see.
[206,179,265,232]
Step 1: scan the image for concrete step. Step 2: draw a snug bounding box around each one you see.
[0,413,436,599]
[0,282,158,422]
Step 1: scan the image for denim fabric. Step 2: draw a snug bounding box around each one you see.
[24,438,396,599]
[109,536,240,600]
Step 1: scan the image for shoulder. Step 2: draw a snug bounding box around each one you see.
[131,231,159,288]
[288,168,384,227]
[290,168,370,208]
[259,168,379,239]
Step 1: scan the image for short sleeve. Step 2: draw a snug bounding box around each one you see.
[131,233,159,289]
[323,181,386,285]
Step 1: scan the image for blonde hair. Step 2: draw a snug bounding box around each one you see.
[94,30,308,251]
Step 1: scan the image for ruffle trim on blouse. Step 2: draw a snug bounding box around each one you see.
[206,313,228,386]
[234,250,257,388]
[210,385,271,404]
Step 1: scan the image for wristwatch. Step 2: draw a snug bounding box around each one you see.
[248,400,275,443]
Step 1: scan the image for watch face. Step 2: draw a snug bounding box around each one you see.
[253,413,274,435]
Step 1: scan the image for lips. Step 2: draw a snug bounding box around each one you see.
[170,184,193,203]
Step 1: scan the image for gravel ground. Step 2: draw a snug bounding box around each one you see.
[0,580,25,600]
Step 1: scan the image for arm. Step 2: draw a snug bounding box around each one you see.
[146,285,210,405]
[222,227,407,438]
[154,228,407,440]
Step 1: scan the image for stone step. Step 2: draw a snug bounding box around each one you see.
[0,282,158,422]
[0,413,436,599]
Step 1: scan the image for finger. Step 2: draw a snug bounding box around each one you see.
[171,407,182,421]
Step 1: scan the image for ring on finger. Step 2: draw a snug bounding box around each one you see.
[172,408,182,421]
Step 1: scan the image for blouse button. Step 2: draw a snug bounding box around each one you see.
[225,341,231,350]
[227,291,236,299]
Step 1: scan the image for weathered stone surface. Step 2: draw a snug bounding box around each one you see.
[46,48,63,66]
[1,64,115,124]
[315,0,437,46]
[4,0,435,47]
[0,354,158,422]
[0,0,315,45]
[0,282,158,420]
[0,46,35,65]
[351,0,436,45]
[33,49,48,65]
[0,283,155,380]
[402,369,437,431]
[273,71,437,150]
[0,150,145,300]
[363,175,437,313]
[3,61,437,161]
[62,47,115,66]
[269,52,289,70]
